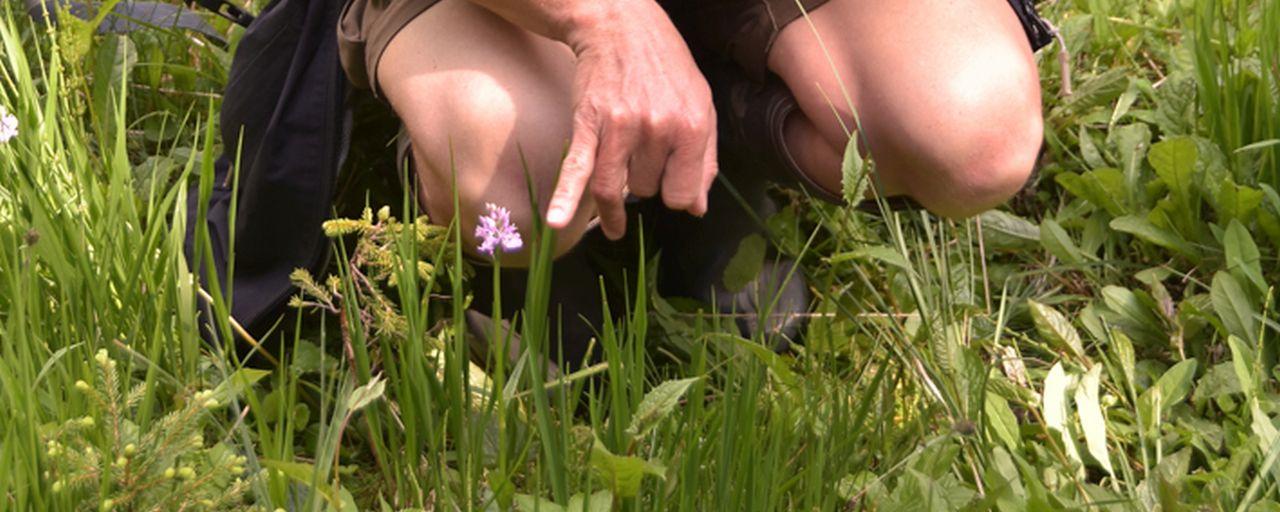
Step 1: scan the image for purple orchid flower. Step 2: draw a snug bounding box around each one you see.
[475,203,523,256]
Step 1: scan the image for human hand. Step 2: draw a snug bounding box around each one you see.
[544,1,718,240]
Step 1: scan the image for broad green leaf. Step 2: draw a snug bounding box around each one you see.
[829,245,912,272]
[1139,359,1198,431]
[1101,285,1166,343]
[978,210,1040,251]
[1042,363,1081,465]
[1108,79,1141,128]
[589,439,666,498]
[1212,180,1264,224]
[841,132,870,203]
[1055,168,1127,216]
[727,335,798,389]
[1252,398,1279,462]
[348,375,386,413]
[291,339,339,375]
[1109,123,1151,202]
[722,233,766,293]
[1110,330,1137,390]
[261,459,353,510]
[1223,220,1267,295]
[1211,271,1258,341]
[1074,365,1114,476]
[1228,335,1257,401]
[1040,218,1088,265]
[1147,136,1198,202]
[212,368,270,404]
[1027,300,1085,360]
[514,494,566,512]
[985,392,1021,451]
[566,491,613,512]
[626,377,700,439]
[1109,215,1200,259]
[1078,125,1106,169]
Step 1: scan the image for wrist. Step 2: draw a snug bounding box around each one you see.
[558,0,661,54]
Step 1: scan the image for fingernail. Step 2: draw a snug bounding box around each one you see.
[547,207,566,225]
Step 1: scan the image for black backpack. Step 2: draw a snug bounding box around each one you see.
[28,0,351,340]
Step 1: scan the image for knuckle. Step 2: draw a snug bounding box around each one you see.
[607,106,633,125]
[592,183,622,205]
[681,112,710,134]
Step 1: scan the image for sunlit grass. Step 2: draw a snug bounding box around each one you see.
[3,0,1280,510]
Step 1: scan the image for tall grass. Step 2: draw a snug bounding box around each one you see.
[5,0,1280,510]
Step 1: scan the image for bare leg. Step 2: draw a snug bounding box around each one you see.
[767,0,1044,218]
[378,0,593,265]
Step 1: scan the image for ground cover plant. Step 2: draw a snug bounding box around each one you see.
[2,0,1280,510]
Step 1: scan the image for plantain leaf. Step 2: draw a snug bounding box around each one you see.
[589,438,666,498]
[1042,363,1081,466]
[1027,300,1085,360]
[1074,365,1114,476]
[1148,136,1199,203]
[1109,215,1201,259]
[1211,271,1258,341]
[1223,220,1267,295]
[841,132,871,204]
[1228,335,1258,402]
[1040,218,1089,265]
[978,210,1040,251]
[626,377,700,439]
[985,392,1021,451]
[348,375,386,413]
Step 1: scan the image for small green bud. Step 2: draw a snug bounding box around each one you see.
[203,398,219,409]
[231,465,244,474]
[51,480,64,493]
[94,349,109,366]
[377,206,391,222]
[200,499,214,507]
[79,416,95,428]
[178,466,196,480]
[74,380,91,392]
[163,467,176,479]
[114,456,127,468]
[46,447,59,457]
[100,498,114,511]
[123,443,136,457]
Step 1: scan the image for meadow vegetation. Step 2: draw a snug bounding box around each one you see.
[1,0,1279,510]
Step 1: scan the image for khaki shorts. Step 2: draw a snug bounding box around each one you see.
[337,0,831,97]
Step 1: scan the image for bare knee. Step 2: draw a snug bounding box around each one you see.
[911,116,1042,219]
[407,78,592,266]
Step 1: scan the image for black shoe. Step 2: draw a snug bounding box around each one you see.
[654,171,811,352]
